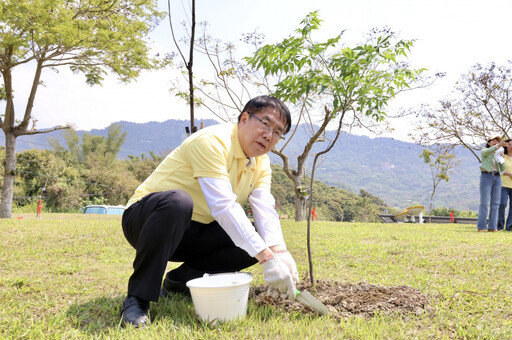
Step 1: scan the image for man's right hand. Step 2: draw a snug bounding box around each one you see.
[261,256,296,300]
[275,251,299,284]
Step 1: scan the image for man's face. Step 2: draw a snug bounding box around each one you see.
[238,107,286,157]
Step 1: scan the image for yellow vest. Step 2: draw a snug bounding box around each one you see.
[501,154,512,188]
[126,123,272,223]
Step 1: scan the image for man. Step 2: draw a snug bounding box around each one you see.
[121,95,299,327]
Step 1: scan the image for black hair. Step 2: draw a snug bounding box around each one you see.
[505,139,512,154]
[485,138,500,148]
[237,95,291,134]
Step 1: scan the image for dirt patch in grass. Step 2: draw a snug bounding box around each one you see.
[250,279,433,319]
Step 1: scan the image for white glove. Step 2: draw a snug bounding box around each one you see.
[496,148,505,164]
[267,286,287,299]
[261,257,296,300]
[276,251,299,284]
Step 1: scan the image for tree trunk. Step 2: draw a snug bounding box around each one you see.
[305,111,344,285]
[292,174,306,221]
[0,131,17,218]
[429,198,433,223]
[294,195,305,221]
[187,0,196,133]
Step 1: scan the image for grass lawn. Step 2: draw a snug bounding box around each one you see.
[2,213,512,339]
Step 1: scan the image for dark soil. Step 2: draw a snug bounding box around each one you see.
[250,279,433,320]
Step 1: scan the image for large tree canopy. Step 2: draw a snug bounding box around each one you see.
[0,0,167,217]
[246,11,425,282]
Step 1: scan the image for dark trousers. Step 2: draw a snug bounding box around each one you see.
[498,186,512,230]
[122,190,257,301]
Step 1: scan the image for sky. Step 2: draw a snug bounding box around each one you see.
[5,0,512,141]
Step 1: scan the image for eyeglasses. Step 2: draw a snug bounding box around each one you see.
[248,113,285,142]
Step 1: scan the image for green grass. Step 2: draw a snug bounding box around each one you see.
[2,214,512,339]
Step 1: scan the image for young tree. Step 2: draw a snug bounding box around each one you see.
[0,0,167,218]
[413,62,512,162]
[247,12,424,282]
[168,0,197,134]
[420,145,460,222]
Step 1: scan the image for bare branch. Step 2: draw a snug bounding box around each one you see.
[15,124,71,137]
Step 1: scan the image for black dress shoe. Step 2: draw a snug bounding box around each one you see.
[160,276,190,298]
[121,295,150,327]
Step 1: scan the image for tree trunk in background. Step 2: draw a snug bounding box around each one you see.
[292,175,306,221]
[294,195,305,221]
[429,197,433,223]
[187,0,196,133]
[0,131,17,218]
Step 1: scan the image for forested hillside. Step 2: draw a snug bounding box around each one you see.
[4,119,480,211]
[267,126,479,211]
[271,164,388,222]
[1,138,388,221]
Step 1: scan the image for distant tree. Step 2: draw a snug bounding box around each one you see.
[126,151,164,182]
[0,0,167,218]
[413,62,512,162]
[45,169,86,212]
[353,196,380,223]
[360,189,387,209]
[432,207,458,217]
[15,149,65,200]
[420,145,460,222]
[49,124,136,205]
[83,153,139,205]
[49,124,127,164]
[14,149,85,211]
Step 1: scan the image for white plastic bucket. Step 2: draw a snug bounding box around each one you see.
[186,272,253,323]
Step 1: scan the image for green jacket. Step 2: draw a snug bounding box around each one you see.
[480,146,506,174]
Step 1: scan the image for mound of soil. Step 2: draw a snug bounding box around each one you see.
[250,279,433,319]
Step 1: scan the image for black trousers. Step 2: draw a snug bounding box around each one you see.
[122,190,258,301]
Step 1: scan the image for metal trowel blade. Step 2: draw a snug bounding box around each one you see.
[295,290,329,315]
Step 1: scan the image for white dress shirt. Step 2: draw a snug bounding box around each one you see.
[198,177,285,257]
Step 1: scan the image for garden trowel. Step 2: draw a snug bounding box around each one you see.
[295,290,329,315]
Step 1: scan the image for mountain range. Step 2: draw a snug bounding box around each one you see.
[6,119,480,211]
